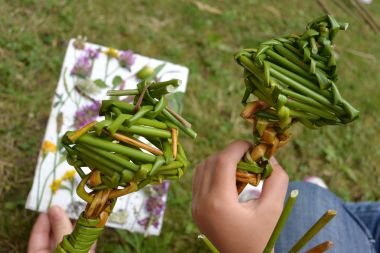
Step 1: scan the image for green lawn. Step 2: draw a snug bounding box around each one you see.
[1,0,379,252]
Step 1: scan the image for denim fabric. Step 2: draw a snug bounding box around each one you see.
[345,202,380,252]
[275,182,377,253]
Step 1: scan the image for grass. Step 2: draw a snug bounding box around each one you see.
[0,0,380,252]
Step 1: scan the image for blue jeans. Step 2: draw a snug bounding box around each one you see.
[275,182,379,253]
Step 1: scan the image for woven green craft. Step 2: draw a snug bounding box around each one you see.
[201,15,360,253]
[232,15,359,193]
[56,79,196,252]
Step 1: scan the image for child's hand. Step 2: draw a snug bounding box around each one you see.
[28,206,96,253]
[192,140,289,253]
[28,206,73,253]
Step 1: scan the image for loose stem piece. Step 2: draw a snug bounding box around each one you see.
[263,189,299,253]
[304,241,334,253]
[198,234,219,253]
[289,210,336,253]
[113,132,163,156]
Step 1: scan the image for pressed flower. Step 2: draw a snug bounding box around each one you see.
[50,179,62,194]
[73,101,101,129]
[137,217,160,229]
[85,47,100,59]
[62,170,76,181]
[105,47,119,58]
[74,78,101,95]
[73,35,87,50]
[137,181,169,230]
[42,140,57,154]
[119,50,136,69]
[71,56,92,78]
[146,195,164,216]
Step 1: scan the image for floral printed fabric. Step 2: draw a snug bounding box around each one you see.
[25,38,189,235]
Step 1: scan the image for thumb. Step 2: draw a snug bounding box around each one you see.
[48,205,73,246]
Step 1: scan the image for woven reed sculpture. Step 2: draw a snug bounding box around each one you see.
[233,15,359,194]
[55,79,196,252]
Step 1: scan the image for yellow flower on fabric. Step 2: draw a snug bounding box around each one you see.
[62,170,76,181]
[105,47,119,58]
[50,179,62,194]
[42,140,57,154]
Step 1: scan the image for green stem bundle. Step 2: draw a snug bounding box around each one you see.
[55,79,196,252]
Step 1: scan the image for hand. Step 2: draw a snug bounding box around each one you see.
[28,206,73,253]
[192,140,289,253]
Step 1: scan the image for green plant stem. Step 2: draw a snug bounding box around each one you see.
[274,45,309,72]
[198,234,219,253]
[263,189,299,253]
[286,100,337,120]
[289,210,336,253]
[283,42,303,57]
[162,109,197,139]
[107,89,140,96]
[149,79,181,90]
[101,100,135,114]
[118,125,172,138]
[36,168,55,211]
[289,109,319,120]
[237,161,264,173]
[266,49,316,81]
[35,155,46,211]
[255,111,279,120]
[269,63,332,100]
[77,143,139,171]
[75,145,121,175]
[156,161,184,172]
[276,86,341,115]
[109,109,169,129]
[76,134,156,163]
[127,106,154,126]
[240,55,337,115]
[269,66,345,114]
[47,150,59,208]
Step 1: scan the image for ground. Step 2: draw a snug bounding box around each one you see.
[0,0,379,252]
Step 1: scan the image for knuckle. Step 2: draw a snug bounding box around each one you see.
[214,156,228,168]
[206,198,223,212]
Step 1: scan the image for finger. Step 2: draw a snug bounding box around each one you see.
[209,140,251,197]
[89,241,97,253]
[192,154,217,198]
[28,213,51,253]
[258,157,289,208]
[48,206,73,246]
[199,154,218,193]
[192,161,204,197]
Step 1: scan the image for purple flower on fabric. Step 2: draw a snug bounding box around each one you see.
[70,56,92,78]
[137,217,160,229]
[119,50,136,69]
[137,181,169,231]
[85,47,100,59]
[73,101,101,128]
[146,196,165,216]
[153,180,170,195]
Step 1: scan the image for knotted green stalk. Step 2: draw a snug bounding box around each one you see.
[231,15,358,253]
[55,79,196,252]
[234,15,359,191]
